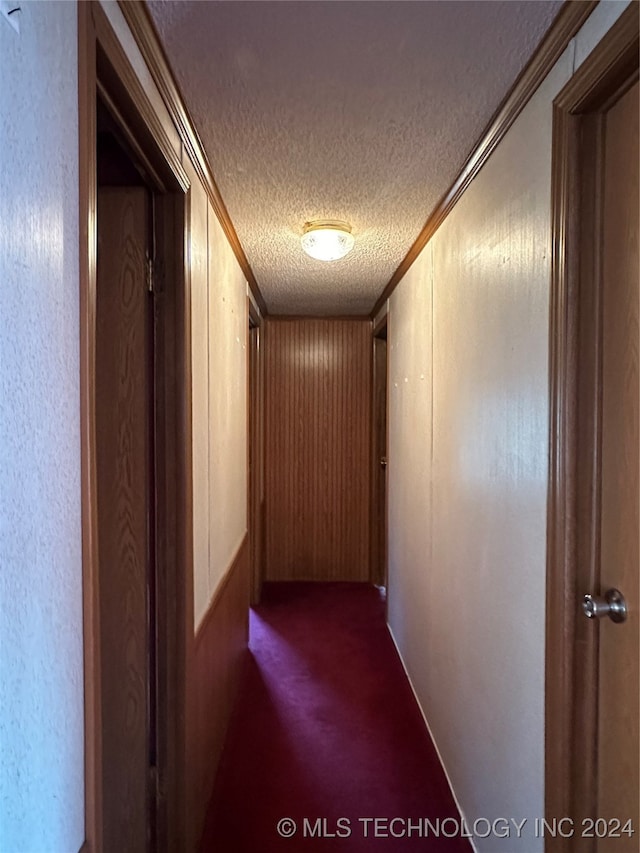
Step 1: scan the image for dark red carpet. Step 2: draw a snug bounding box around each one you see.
[199,583,472,852]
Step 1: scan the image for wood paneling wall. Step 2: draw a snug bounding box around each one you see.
[186,534,249,852]
[264,318,372,581]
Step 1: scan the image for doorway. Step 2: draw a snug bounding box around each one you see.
[372,314,388,591]
[79,5,191,850]
[248,300,264,604]
[546,6,639,850]
[96,102,162,852]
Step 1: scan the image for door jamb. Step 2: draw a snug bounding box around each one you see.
[545,5,639,850]
[79,3,192,850]
[371,311,389,592]
[248,298,263,604]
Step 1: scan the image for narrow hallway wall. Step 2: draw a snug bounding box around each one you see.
[187,157,248,630]
[386,3,631,851]
[0,3,84,850]
[184,153,250,851]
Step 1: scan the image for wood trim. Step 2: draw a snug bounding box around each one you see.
[371,312,388,587]
[117,0,268,317]
[383,307,391,619]
[370,0,598,318]
[248,296,261,329]
[370,336,385,586]
[373,311,388,340]
[248,300,264,604]
[179,167,195,853]
[248,285,263,326]
[545,5,639,850]
[93,6,188,193]
[78,4,101,848]
[554,3,639,115]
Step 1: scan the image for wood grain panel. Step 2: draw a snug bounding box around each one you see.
[96,187,150,853]
[264,319,372,581]
[186,534,249,852]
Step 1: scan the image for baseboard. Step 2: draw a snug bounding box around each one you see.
[386,624,480,853]
[187,533,250,852]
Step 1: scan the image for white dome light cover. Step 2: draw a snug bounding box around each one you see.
[301,220,355,262]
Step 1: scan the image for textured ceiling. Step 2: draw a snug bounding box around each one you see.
[147,0,563,315]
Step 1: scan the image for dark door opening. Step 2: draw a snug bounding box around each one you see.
[248,302,264,605]
[96,103,159,853]
[372,316,388,592]
[93,91,188,851]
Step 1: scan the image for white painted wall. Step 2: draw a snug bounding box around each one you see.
[187,169,249,629]
[0,3,84,851]
[387,4,630,851]
[187,165,213,627]
[206,206,248,612]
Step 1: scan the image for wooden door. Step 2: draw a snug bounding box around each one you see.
[594,79,639,849]
[96,187,154,852]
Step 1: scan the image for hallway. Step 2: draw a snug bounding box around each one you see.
[199,584,472,853]
[2,3,638,852]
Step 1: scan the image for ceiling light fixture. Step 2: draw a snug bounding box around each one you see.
[301,220,355,262]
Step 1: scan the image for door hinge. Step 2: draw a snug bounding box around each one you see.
[146,255,154,293]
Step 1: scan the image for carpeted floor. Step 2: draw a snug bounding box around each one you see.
[199,582,473,852]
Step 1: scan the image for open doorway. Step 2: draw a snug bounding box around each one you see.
[372,313,388,593]
[79,5,191,850]
[248,300,264,605]
[95,100,163,852]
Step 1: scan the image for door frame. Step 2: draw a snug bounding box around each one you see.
[371,311,389,591]
[248,298,264,604]
[79,4,192,850]
[545,4,639,849]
